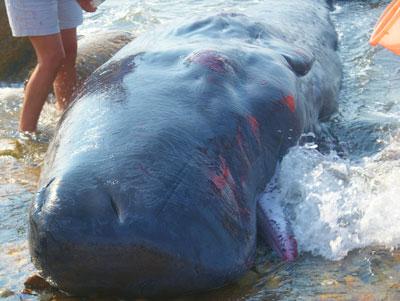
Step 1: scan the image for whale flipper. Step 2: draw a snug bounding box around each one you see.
[257,166,298,261]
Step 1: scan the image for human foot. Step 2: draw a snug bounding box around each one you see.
[77,0,97,13]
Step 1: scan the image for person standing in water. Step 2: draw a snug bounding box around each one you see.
[4,0,97,134]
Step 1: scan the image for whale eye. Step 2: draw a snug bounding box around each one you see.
[281,48,314,77]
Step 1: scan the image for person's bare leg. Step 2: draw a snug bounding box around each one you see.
[77,0,97,12]
[19,34,65,133]
[54,28,78,111]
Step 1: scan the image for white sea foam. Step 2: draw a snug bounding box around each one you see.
[267,135,400,260]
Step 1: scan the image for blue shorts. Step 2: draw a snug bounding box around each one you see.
[4,0,83,37]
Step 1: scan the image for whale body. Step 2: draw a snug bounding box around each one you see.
[29,0,341,297]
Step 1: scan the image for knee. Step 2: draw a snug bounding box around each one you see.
[37,50,66,72]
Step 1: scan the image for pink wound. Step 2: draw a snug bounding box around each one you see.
[247,115,261,144]
[283,95,296,112]
[188,50,229,73]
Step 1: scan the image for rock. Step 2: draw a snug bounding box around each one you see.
[0,1,35,82]
[317,293,346,301]
[24,274,52,292]
[0,138,23,159]
[76,31,134,84]
[343,275,358,287]
[0,288,14,298]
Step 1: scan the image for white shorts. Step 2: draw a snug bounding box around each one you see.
[4,0,83,37]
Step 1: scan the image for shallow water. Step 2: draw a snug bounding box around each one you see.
[2,0,400,300]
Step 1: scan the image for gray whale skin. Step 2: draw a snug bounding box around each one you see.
[29,0,341,297]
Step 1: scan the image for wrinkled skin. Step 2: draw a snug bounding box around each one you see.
[29,0,341,297]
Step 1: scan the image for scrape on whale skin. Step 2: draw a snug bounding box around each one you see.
[29,0,341,297]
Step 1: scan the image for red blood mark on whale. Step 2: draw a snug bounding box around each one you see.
[211,156,232,190]
[247,115,261,144]
[210,157,238,209]
[209,156,251,221]
[282,95,296,112]
[188,50,230,73]
[236,127,251,169]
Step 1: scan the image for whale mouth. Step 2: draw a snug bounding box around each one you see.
[30,236,179,296]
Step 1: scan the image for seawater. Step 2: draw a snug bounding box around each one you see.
[275,0,400,261]
[2,0,400,300]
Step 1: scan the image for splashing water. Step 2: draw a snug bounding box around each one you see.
[269,134,400,260]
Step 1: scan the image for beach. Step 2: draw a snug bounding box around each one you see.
[2,0,400,299]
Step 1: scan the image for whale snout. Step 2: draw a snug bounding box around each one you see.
[29,176,181,296]
[29,171,249,296]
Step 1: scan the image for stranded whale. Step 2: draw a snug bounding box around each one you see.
[29,0,341,297]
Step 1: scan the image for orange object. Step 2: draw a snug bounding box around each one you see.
[370,0,400,55]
